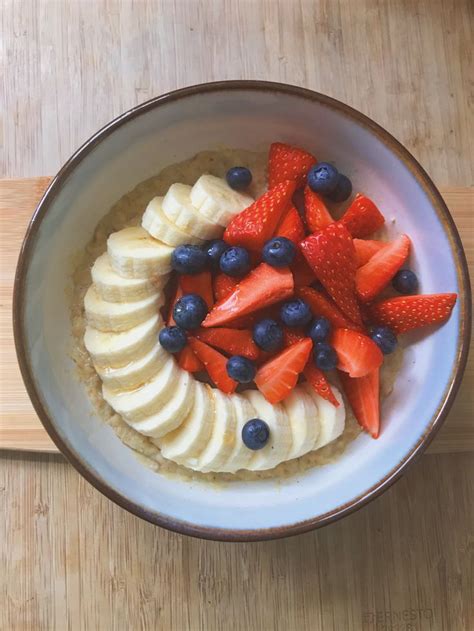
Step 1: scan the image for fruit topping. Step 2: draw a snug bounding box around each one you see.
[303,361,340,407]
[242,419,270,450]
[253,318,284,352]
[180,270,214,309]
[280,298,312,327]
[206,239,229,268]
[339,369,380,438]
[213,273,239,301]
[262,236,296,268]
[173,294,208,330]
[304,185,333,232]
[219,246,251,277]
[296,286,361,330]
[368,293,457,334]
[188,338,237,394]
[171,244,207,275]
[158,326,187,353]
[308,316,331,343]
[326,173,352,202]
[313,342,338,371]
[392,268,419,294]
[370,326,398,355]
[353,238,387,266]
[307,162,339,194]
[226,355,257,383]
[331,328,383,378]
[268,142,317,188]
[226,166,252,190]
[195,327,259,360]
[178,345,204,372]
[340,194,385,238]
[274,205,306,243]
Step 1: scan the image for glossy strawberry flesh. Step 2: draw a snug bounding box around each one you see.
[332,328,383,378]
[339,369,380,438]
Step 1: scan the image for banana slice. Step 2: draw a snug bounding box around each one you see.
[91,253,161,303]
[302,383,345,450]
[195,389,237,472]
[220,394,259,473]
[282,387,320,460]
[96,341,168,391]
[142,196,205,246]
[84,285,163,332]
[190,175,253,227]
[107,227,173,279]
[84,313,161,369]
[161,184,223,240]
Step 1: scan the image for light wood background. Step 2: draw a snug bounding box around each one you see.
[1,1,473,630]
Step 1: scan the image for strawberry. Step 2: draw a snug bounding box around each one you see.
[331,328,383,378]
[224,180,297,250]
[299,222,362,325]
[195,328,259,360]
[203,263,294,328]
[339,369,380,438]
[188,338,237,394]
[296,286,361,330]
[304,185,333,232]
[255,338,313,403]
[225,304,282,330]
[274,205,306,243]
[354,238,387,267]
[291,255,316,288]
[303,361,340,407]
[213,273,239,302]
[368,293,457,334]
[167,284,183,326]
[268,142,317,189]
[178,345,204,373]
[282,327,305,346]
[180,270,214,309]
[340,194,385,237]
[356,234,411,302]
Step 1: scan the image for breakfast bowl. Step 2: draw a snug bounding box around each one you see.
[13,81,471,541]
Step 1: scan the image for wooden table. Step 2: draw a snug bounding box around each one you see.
[1,2,473,630]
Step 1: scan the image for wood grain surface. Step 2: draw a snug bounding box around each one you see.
[1,1,473,630]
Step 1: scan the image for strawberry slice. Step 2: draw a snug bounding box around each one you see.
[291,255,316,288]
[195,328,259,360]
[167,284,183,326]
[339,369,380,438]
[332,328,383,378]
[268,142,317,189]
[178,345,204,373]
[299,223,362,325]
[255,338,313,403]
[354,238,387,267]
[304,185,333,232]
[356,235,411,302]
[296,286,361,330]
[368,293,457,334]
[203,263,294,328]
[303,361,340,407]
[180,270,214,309]
[274,205,306,243]
[188,338,237,394]
[340,194,385,238]
[282,327,305,346]
[213,273,239,302]
[224,180,297,250]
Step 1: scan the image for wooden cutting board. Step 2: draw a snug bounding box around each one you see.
[0,179,472,453]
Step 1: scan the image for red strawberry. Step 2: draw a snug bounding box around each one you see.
[368,293,457,334]
[340,194,385,237]
[332,328,383,378]
[339,369,380,438]
[213,273,239,302]
[291,255,316,288]
[178,345,204,373]
[356,235,411,302]
[167,284,183,326]
[303,361,340,407]
[354,238,387,267]
[225,304,282,330]
[195,328,259,360]
[188,338,237,394]
[268,142,317,189]
[282,327,305,346]
[304,185,333,232]
[203,263,294,328]
[180,270,214,309]
[274,205,306,243]
[296,286,361,330]
[224,180,297,250]
[255,338,313,403]
[299,223,362,325]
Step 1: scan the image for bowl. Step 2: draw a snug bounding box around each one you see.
[14,81,471,541]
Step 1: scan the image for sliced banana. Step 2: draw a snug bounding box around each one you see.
[282,387,320,460]
[190,175,253,227]
[302,383,345,449]
[142,196,205,246]
[195,389,237,472]
[220,394,258,473]
[84,285,162,332]
[96,341,168,391]
[107,226,173,279]
[91,253,161,303]
[161,183,223,240]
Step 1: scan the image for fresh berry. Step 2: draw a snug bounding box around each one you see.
[213,273,239,301]
[219,246,251,277]
[268,142,317,188]
[356,234,411,302]
[206,239,229,268]
[326,173,352,202]
[303,362,340,407]
[178,345,204,372]
[282,327,305,347]
[262,237,296,268]
[226,166,252,190]
[171,244,207,275]
[331,328,383,378]
[368,293,457,334]
[188,338,237,394]
[224,180,297,250]
[242,419,270,450]
[392,269,419,294]
[203,263,294,328]
[339,369,380,438]
[255,338,313,403]
[173,294,208,330]
[253,318,284,352]
[167,283,183,326]
[158,326,187,353]
[308,316,331,343]
[300,222,362,325]
[296,286,360,330]
[304,185,333,232]
[313,342,338,371]
[195,327,259,360]
[291,255,317,287]
[370,326,398,355]
[354,238,387,266]
[340,194,385,238]
[307,162,339,194]
[226,355,257,383]
[180,270,214,309]
[274,205,306,243]
[280,299,312,327]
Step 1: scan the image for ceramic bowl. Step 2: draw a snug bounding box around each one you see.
[14,81,471,541]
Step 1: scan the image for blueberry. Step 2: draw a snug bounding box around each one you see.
[308,316,331,343]
[219,246,251,277]
[262,237,296,268]
[307,162,339,194]
[158,326,187,353]
[226,355,256,383]
[326,173,352,202]
[253,319,284,352]
[226,166,252,190]
[171,244,207,275]
[280,299,313,327]
[392,269,419,294]
[314,342,338,371]
[371,326,398,355]
[173,294,207,330]
[242,418,270,450]
[206,239,229,268]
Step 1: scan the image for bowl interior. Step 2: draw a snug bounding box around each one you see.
[17,85,466,538]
